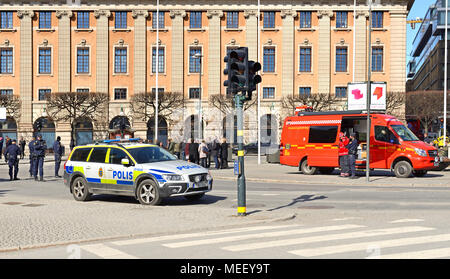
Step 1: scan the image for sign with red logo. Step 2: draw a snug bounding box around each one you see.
[347,82,386,110]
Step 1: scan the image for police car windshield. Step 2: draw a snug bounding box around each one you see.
[390,125,419,141]
[127,146,177,163]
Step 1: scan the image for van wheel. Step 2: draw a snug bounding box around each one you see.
[71,177,91,202]
[393,161,413,178]
[413,170,427,177]
[300,159,317,175]
[136,179,161,205]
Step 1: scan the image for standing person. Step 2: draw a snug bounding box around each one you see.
[180,140,186,160]
[33,134,47,182]
[198,140,209,168]
[173,140,181,159]
[184,139,190,161]
[5,135,11,149]
[188,138,199,163]
[211,138,220,169]
[167,138,175,154]
[338,132,350,177]
[345,133,359,179]
[220,137,229,169]
[4,139,21,181]
[70,138,75,151]
[0,137,3,159]
[53,136,63,178]
[19,137,26,159]
[28,135,36,177]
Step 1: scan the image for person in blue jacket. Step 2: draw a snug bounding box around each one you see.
[345,133,359,179]
[4,139,21,181]
[53,136,63,178]
[33,134,47,181]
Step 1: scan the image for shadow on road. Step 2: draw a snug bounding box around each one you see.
[267,194,327,212]
[87,194,227,206]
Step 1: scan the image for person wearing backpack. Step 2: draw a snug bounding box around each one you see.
[198,139,209,168]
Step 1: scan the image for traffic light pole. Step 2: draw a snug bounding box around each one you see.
[235,93,246,216]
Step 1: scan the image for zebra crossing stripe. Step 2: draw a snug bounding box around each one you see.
[380,247,450,259]
[111,224,300,246]
[222,226,434,252]
[81,244,138,259]
[289,233,450,257]
[163,224,364,248]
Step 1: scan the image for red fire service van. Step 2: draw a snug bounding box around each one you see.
[280,110,440,178]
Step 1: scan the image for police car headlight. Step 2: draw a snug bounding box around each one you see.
[206,171,213,181]
[163,174,184,181]
[414,148,427,157]
[194,175,202,183]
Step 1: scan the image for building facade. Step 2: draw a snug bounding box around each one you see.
[0,0,411,149]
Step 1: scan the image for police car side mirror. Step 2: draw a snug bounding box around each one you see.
[121,158,130,166]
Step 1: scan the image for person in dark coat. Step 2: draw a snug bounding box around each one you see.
[0,137,3,159]
[28,135,36,177]
[53,136,63,178]
[188,138,199,164]
[219,137,229,169]
[345,133,359,179]
[4,139,21,181]
[211,138,220,169]
[33,134,47,181]
[19,137,26,159]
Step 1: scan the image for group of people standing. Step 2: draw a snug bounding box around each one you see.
[164,137,230,169]
[338,132,359,179]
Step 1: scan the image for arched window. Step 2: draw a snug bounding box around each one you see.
[109,116,133,139]
[34,117,56,148]
[74,118,93,146]
[0,117,17,149]
[147,117,168,146]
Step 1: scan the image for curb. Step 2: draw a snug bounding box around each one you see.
[0,213,296,253]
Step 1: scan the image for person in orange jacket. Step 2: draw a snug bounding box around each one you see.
[338,132,350,177]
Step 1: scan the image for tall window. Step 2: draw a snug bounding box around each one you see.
[226,11,239,28]
[0,12,13,29]
[39,48,51,74]
[336,11,347,28]
[115,11,127,29]
[77,11,90,29]
[39,12,52,29]
[263,47,275,72]
[372,47,383,72]
[189,88,200,99]
[299,47,311,72]
[152,11,165,29]
[335,47,347,72]
[299,87,311,97]
[0,89,13,96]
[190,11,202,29]
[335,87,347,98]
[189,47,201,73]
[114,48,127,73]
[77,48,89,74]
[38,89,51,101]
[263,87,275,99]
[299,12,311,28]
[152,47,165,73]
[0,48,13,74]
[114,88,127,100]
[263,12,275,28]
[372,11,383,28]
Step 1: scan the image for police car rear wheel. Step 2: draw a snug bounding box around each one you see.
[71,177,91,201]
[137,179,161,206]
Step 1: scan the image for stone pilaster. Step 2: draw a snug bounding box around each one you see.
[317,10,333,94]
[354,10,369,82]
[244,10,258,61]
[206,10,224,96]
[281,10,297,97]
[169,10,187,94]
[56,10,73,93]
[94,10,111,94]
[389,10,407,93]
[132,10,149,95]
[17,10,34,136]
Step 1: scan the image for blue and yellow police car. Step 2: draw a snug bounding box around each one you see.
[63,139,213,205]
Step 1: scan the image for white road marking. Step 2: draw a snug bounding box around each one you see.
[389,219,424,224]
[380,247,450,259]
[81,244,138,259]
[223,226,434,252]
[290,233,450,257]
[163,224,365,248]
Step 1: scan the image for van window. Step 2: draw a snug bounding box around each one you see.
[390,125,419,141]
[308,126,338,143]
[70,148,92,162]
[88,147,108,163]
[375,126,398,144]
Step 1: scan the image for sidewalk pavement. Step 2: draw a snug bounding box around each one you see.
[210,155,450,188]
[0,156,68,166]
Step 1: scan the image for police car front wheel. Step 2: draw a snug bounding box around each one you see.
[136,179,161,206]
[71,177,91,202]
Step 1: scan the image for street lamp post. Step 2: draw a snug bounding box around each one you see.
[192,53,203,140]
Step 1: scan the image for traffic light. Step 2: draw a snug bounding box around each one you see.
[224,47,248,97]
[246,60,261,100]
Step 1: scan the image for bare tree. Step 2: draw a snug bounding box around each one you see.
[45,92,109,145]
[385,91,406,118]
[0,95,21,122]
[281,93,341,115]
[130,91,185,125]
[405,91,446,133]
[208,93,257,116]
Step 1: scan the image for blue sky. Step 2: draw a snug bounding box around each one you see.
[406,0,435,61]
